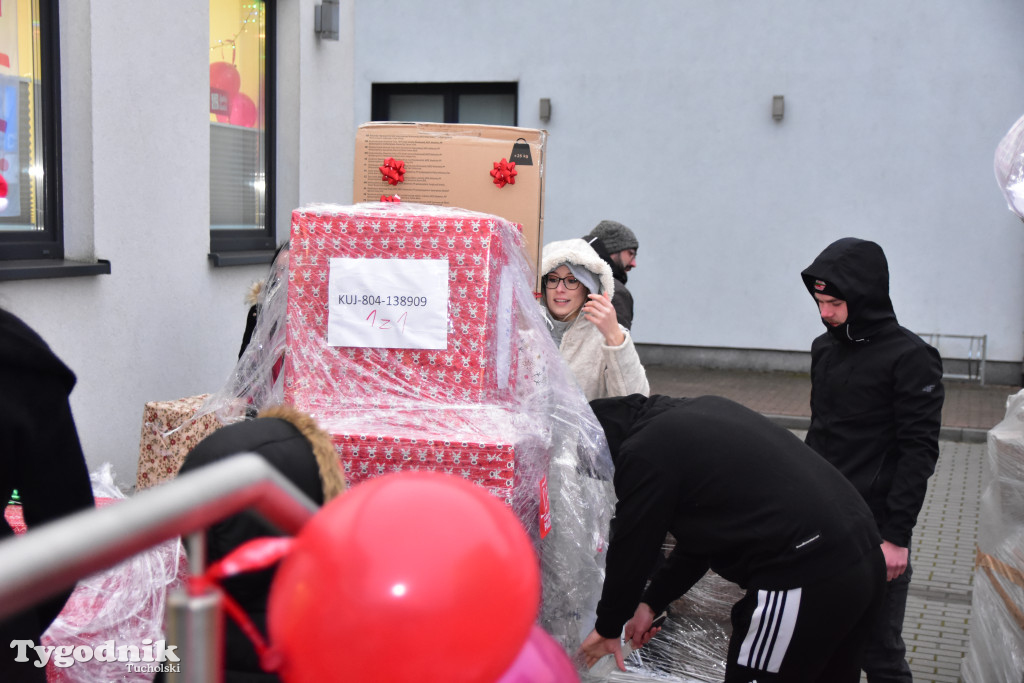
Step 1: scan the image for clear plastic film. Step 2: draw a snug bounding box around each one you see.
[581,537,737,683]
[201,202,619,660]
[41,464,187,682]
[962,389,1024,682]
[994,113,1024,220]
[208,243,293,422]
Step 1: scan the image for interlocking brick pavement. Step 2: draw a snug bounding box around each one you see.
[646,367,998,683]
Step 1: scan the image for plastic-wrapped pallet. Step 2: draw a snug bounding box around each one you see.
[203,202,617,656]
[962,389,1024,683]
[42,465,187,682]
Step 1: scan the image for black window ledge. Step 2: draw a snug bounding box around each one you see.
[0,259,111,282]
[208,250,277,267]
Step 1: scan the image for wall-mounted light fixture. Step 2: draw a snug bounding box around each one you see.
[315,0,340,40]
[772,95,785,122]
[539,98,552,123]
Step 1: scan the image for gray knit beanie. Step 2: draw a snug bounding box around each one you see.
[586,220,638,253]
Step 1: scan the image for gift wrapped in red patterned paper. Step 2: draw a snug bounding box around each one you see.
[284,203,523,413]
[202,202,618,659]
[42,465,188,683]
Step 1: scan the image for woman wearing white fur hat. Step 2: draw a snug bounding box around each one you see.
[540,238,649,401]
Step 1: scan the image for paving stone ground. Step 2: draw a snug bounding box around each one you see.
[645,366,1008,683]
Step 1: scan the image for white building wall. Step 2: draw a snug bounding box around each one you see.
[1,1,1022,484]
[0,0,355,483]
[353,1,1024,365]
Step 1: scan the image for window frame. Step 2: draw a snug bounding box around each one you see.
[371,82,518,125]
[0,0,65,263]
[207,0,277,267]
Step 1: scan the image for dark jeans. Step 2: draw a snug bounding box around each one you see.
[863,557,913,683]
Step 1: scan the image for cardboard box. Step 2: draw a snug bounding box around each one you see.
[136,394,223,491]
[353,122,546,279]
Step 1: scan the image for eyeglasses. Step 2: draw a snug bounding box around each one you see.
[544,274,581,290]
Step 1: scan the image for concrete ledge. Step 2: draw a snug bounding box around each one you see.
[637,343,1023,386]
[764,415,987,443]
[939,426,989,444]
[637,343,812,374]
[764,414,810,431]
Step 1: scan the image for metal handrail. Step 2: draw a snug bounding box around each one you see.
[0,452,318,621]
[918,332,988,386]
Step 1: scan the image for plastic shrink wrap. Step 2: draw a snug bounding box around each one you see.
[995,113,1024,220]
[962,390,1024,683]
[202,202,734,680]
[41,464,187,682]
[202,203,614,655]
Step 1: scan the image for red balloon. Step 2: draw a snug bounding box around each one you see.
[210,61,241,97]
[496,625,581,683]
[229,93,258,128]
[267,471,541,683]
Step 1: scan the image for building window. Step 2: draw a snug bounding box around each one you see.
[209,0,276,266]
[371,83,517,126]
[0,0,64,262]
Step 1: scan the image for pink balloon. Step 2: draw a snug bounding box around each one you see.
[497,625,581,683]
[229,93,258,128]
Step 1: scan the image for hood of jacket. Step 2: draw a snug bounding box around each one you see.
[541,238,616,298]
[589,394,649,467]
[584,235,628,285]
[182,403,346,506]
[0,308,77,394]
[801,237,897,342]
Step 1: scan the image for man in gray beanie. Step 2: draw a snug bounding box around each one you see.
[585,220,639,329]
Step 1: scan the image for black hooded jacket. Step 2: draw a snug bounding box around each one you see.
[177,406,345,682]
[588,394,881,638]
[0,308,94,680]
[801,238,944,548]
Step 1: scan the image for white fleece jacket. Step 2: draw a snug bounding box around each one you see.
[541,239,650,401]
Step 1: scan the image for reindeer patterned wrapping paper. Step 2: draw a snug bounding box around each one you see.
[284,203,519,412]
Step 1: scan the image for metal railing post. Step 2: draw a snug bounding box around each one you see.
[165,585,224,682]
[0,452,317,681]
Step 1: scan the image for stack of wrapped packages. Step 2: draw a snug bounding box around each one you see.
[204,201,734,681]
[962,390,1024,682]
[205,202,614,657]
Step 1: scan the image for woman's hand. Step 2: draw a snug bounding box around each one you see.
[583,292,625,346]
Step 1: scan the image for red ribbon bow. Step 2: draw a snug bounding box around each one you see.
[380,194,401,203]
[490,158,517,188]
[379,157,406,185]
[188,537,295,674]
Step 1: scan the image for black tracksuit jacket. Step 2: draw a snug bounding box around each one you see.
[589,394,882,638]
[801,238,944,548]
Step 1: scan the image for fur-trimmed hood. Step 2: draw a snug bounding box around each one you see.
[541,238,616,298]
[257,404,347,501]
[180,403,346,506]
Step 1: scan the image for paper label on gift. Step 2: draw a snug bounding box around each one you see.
[327,257,449,349]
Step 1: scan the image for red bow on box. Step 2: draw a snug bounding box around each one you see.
[490,158,517,188]
[380,194,401,203]
[379,157,406,185]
